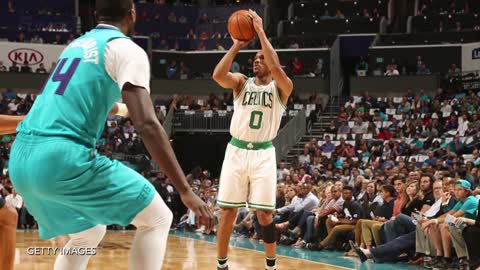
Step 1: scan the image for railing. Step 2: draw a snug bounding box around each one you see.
[172,110,298,133]
[273,108,306,162]
[163,108,174,137]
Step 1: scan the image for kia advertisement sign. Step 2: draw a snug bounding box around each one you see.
[8,48,45,65]
[0,42,65,70]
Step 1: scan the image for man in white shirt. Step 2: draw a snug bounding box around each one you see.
[384,64,399,76]
[5,189,23,210]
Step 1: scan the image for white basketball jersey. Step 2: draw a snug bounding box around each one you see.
[230,77,286,142]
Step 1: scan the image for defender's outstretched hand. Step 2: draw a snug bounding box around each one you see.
[180,190,214,234]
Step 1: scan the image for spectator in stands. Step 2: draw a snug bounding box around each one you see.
[291,57,303,76]
[275,183,319,231]
[36,63,47,74]
[421,180,478,269]
[455,21,462,32]
[417,64,431,75]
[384,64,399,76]
[197,41,206,51]
[5,188,23,228]
[214,42,225,51]
[199,13,209,24]
[157,40,168,50]
[49,62,56,73]
[355,57,369,76]
[352,119,367,134]
[314,58,323,77]
[31,35,44,44]
[166,60,178,79]
[0,61,6,72]
[9,62,19,73]
[337,121,350,134]
[178,15,187,24]
[309,186,362,251]
[7,0,15,13]
[52,34,63,45]
[320,135,336,154]
[360,184,396,249]
[458,201,480,269]
[298,147,311,165]
[335,9,345,19]
[186,28,196,39]
[168,12,177,23]
[17,32,26,43]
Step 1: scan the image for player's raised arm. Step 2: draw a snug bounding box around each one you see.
[249,10,293,102]
[122,85,214,233]
[212,39,249,94]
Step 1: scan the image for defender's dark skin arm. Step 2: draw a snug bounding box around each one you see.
[122,83,213,232]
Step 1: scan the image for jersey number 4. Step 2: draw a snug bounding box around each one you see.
[39,58,81,95]
[249,111,263,129]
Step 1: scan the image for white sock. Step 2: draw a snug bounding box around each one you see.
[53,225,106,270]
[128,193,173,270]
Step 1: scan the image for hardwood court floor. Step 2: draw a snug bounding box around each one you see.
[15,231,350,270]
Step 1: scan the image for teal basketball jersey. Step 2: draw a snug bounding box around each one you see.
[17,26,129,147]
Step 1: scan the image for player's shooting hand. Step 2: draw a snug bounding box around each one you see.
[231,38,251,49]
[248,9,264,34]
[180,191,214,234]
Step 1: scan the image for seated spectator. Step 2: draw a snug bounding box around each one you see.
[9,62,19,72]
[458,200,480,268]
[308,186,363,251]
[325,121,337,134]
[384,64,399,76]
[36,63,47,74]
[352,119,367,134]
[274,183,319,231]
[417,64,431,75]
[319,136,335,153]
[359,184,396,249]
[291,57,303,76]
[298,147,311,165]
[0,61,6,72]
[337,121,350,134]
[166,60,178,79]
[420,180,479,269]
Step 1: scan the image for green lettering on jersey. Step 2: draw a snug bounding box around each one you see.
[241,91,273,108]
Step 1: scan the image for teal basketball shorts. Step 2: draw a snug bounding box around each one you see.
[8,134,155,240]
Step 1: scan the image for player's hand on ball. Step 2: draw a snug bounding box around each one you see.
[181,190,214,233]
[232,38,251,49]
[248,9,263,34]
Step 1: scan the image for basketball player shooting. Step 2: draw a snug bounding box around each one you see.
[213,10,293,270]
[7,1,213,270]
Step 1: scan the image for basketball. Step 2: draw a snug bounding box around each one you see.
[228,10,255,41]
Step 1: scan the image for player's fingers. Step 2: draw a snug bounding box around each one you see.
[200,207,213,233]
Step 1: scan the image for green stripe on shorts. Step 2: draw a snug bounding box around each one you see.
[248,202,275,210]
[217,200,246,208]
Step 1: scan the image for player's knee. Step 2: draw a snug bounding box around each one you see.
[261,222,276,244]
[70,225,106,247]
[220,207,238,220]
[256,210,273,226]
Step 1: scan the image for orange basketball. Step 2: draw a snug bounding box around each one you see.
[227,10,255,41]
